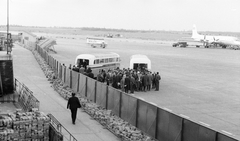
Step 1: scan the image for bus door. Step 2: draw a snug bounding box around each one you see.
[133,64,138,70]
[133,63,147,71]
[139,63,147,71]
[78,59,89,68]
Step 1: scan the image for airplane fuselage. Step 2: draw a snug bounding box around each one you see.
[191,25,240,48]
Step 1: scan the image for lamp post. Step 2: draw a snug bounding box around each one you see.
[6,0,9,54]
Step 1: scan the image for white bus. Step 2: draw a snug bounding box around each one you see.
[75,52,120,75]
[86,37,107,48]
[130,54,151,71]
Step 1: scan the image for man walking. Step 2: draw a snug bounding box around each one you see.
[67,93,81,124]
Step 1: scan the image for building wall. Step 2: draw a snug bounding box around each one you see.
[0,54,14,96]
[21,31,37,48]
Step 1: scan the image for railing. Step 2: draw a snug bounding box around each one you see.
[47,114,78,141]
[14,78,40,111]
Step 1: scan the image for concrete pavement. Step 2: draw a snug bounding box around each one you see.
[12,44,120,141]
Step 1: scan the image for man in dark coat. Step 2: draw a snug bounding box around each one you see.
[116,72,122,89]
[67,93,81,124]
[112,72,118,89]
[124,75,131,93]
[142,73,148,92]
[152,72,156,89]
[155,72,161,91]
[147,72,153,91]
[130,74,135,93]
[87,69,94,79]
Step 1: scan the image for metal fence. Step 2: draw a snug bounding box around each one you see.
[14,78,40,111]
[48,114,77,141]
[36,45,239,141]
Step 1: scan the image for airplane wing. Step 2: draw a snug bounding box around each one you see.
[212,39,240,47]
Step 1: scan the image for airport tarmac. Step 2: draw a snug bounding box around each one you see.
[36,33,240,139]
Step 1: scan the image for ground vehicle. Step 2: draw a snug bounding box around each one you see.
[75,53,120,76]
[130,54,151,71]
[86,37,107,48]
[172,41,188,47]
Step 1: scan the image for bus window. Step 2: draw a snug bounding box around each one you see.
[100,59,104,63]
[85,60,89,66]
[133,64,138,70]
[112,58,116,62]
[116,58,119,62]
[77,59,83,67]
[109,58,113,62]
[105,58,108,63]
[94,59,99,64]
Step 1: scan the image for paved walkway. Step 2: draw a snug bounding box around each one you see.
[12,44,120,141]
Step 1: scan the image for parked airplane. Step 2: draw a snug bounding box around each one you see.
[191,25,240,49]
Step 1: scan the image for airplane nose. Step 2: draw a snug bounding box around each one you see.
[235,41,240,45]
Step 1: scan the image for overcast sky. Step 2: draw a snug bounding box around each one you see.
[0,0,239,32]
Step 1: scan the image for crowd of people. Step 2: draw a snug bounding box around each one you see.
[69,64,161,94]
[96,67,161,94]
[70,64,95,79]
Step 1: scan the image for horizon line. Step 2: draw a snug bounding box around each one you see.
[0,25,240,34]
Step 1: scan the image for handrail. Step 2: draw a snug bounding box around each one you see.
[47,113,78,141]
[14,78,40,111]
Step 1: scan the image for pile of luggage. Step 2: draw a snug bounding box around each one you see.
[0,110,50,141]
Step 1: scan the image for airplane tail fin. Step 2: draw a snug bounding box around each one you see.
[192,24,200,38]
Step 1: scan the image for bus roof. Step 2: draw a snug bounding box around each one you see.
[76,52,120,60]
[130,54,151,63]
[86,37,104,40]
[130,54,149,60]
[130,54,151,70]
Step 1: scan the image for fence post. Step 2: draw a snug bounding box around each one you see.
[155,109,159,139]
[64,66,66,83]
[53,58,55,71]
[94,81,97,103]
[70,70,72,89]
[180,119,184,141]
[135,99,139,128]
[119,92,122,117]
[56,61,58,74]
[14,78,16,90]
[106,85,109,109]
[85,77,88,97]
[77,73,80,92]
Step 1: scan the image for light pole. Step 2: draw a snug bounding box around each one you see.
[6,0,9,54]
